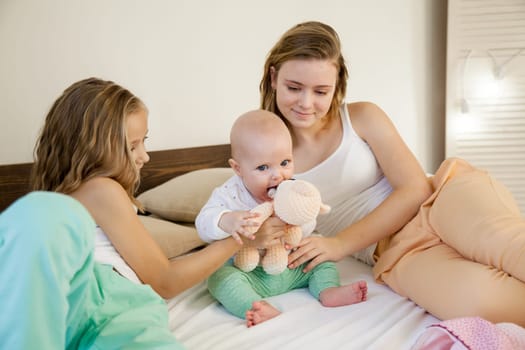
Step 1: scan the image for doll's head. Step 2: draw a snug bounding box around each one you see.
[271,179,331,226]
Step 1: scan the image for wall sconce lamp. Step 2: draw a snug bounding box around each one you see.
[460,48,524,115]
[487,48,524,80]
[460,49,473,114]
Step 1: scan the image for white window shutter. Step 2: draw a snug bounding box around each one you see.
[446,0,525,214]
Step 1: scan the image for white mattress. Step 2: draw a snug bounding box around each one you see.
[167,256,439,349]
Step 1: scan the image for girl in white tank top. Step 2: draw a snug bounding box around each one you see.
[295,105,392,265]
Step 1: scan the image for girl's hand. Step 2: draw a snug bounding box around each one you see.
[219,211,261,244]
[287,236,346,272]
[243,216,287,248]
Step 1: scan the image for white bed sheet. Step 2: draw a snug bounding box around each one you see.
[167,257,440,350]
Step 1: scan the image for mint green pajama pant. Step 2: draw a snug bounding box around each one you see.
[0,192,183,350]
[208,259,340,319]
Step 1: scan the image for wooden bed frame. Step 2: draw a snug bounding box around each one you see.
[0,144,231,212]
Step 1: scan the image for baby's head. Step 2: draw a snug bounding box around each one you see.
[229,109,294,203]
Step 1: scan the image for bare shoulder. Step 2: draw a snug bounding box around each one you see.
[347,101,387,120]
[73,177,127,201]
[346,101,393,139]
[70,177,134,222]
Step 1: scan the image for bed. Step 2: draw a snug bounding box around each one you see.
[0,144,440,349]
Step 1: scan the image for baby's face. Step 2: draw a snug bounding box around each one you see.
[236,134,294,203]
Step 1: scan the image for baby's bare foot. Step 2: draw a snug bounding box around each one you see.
[320,280,368,307]
[245,301,281,327]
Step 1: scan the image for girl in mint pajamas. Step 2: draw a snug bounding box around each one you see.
[0,78,240,349]
[0,192,179,349]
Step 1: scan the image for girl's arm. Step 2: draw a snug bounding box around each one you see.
[71,177,240,299]
[338,101,432,252]
[289,102,432,271]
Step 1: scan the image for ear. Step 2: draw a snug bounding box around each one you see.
[270,66,277,89]
[319,203,331,215]
[228,158,242,176]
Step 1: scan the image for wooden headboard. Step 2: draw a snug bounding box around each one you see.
[0,144,231,212]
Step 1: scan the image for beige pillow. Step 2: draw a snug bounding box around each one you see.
[139,215,205,259]
[137,167,234,223]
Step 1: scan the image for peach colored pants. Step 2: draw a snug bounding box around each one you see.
[374,158,525,326]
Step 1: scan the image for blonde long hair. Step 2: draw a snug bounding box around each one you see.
[31,77,146,205]
[260,21,348,123]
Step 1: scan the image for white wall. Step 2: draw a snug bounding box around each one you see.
[0,0,446,172]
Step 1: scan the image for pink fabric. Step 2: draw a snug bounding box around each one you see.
[412,317,525,350]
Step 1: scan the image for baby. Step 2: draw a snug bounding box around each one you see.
[196,109,367,327]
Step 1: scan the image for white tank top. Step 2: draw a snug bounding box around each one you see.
[295,104,393,265]
[94,226,141,284]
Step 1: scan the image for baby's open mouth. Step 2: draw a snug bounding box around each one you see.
[267,186,278,198]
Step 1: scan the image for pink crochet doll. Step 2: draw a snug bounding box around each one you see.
[234,179,330,275]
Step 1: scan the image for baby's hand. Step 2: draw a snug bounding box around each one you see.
[219,211,262,244]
